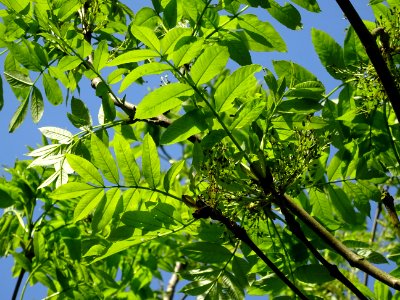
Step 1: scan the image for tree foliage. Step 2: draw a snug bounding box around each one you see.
[1,0,400,299]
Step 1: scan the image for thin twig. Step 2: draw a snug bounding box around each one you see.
[363,202,382,286]
[11,269,25,300]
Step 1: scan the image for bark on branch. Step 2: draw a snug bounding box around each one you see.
[335,0,400,121]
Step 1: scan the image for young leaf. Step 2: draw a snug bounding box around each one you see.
[51,182,98,200]
[160,109,208,145]
[135,82,194,119]
[119,62,172,93]
[73,188,105,222]
[142,133,160,188]
[39,127,73,144]
[92,188,121,233]
[66,154,104,186]
[91,134,120,184]
[214,64,262,112]
[107,49,160,66]
[163,160,185,192]
[113,134,141,185]
[8,93,29,133]
[30,86,44,123]
[190,46,229,86]
[93,40,109,72]
[311,28,345,79]
[131,24,161,52]
[4,70,33,88]
[43,72,63,105]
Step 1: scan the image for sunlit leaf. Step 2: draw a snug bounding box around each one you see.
[43,73,63,105]
[73,188,105,222]
[8,93,29,133]
[51,182,98,200]
[142,133,160,188]
[93,40,109,72]
[113,134,140,185]
[66,154,104,186]
[135,82,194,119]
[30,86,44,123]
[39,127,73,144]
[131,24,161,52]
[92,188,121,233]
[91,134,120,184]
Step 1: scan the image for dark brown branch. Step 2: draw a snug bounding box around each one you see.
[164,262,184,300]
[279,205,368,299]
[381,191,400,238]
[192,202,309,300]
[335,0,400,121]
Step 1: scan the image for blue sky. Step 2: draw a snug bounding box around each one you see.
[0,1,376,299]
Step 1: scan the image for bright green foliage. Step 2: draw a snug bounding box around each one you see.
[1,0,400,299]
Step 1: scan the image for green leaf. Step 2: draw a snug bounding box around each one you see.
[290,0,320,12]
[4,70,33,88]
[219,32,252,66]
[294,264,334,284]
[135,82,194,119]
[214,64,262,112]
[66,154,104,186]
[170,37,204,67]
[164,160,185,192]
[30,86,44,123]
[230,98,265,129]
[39,127,73,144]
[181,242,232,263]
[101,94,116,122]
[181,281,214,296]
[276,98,322,114]
[311,28,345,79]
[121,211,163,231]
[107,49,160,66]
[309,188,336,227]
[238,14,286,52]
[327,185,358,225]
[91,134,120,184]
[267,0,302,30]
[343,26,369,66]
[131,24,161,52]
[57,55,82,72]
[273,60,317,87]
[92,188,121,233]
[113,134,141,185]
[163,0,177,29]
[93,40,109,72]
[160,109,208,145]
[68,97,92,128]
[8,39,43,72]
[51,182,98,200]
[43,72,63,105]
[161,27,191,55]
[0,185,15,208]
[142,133,160,188]
[8,93,29,133]
[33,231,46,262]
[73,188,105,222]
[190,46,229,86]
[119,62,172,92]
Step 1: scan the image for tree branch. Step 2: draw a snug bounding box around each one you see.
[192,202,309,300]
[381,191,400,238]
[164,262,184,300]
[11,269,25,300]
[275,192,400,290]
[279,205,368,299]
[335,0,400,121]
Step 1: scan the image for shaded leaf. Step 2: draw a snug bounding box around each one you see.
[30,86,44,123]
[43,73,63,105]
[4,70,33,88]
[181,242,232,263]
[8,93,29,132]
[294,264,334,284]
[164,160,185,192]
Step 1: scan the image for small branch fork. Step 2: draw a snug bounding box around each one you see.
[192,201,309,300]
[163,262,184,300]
